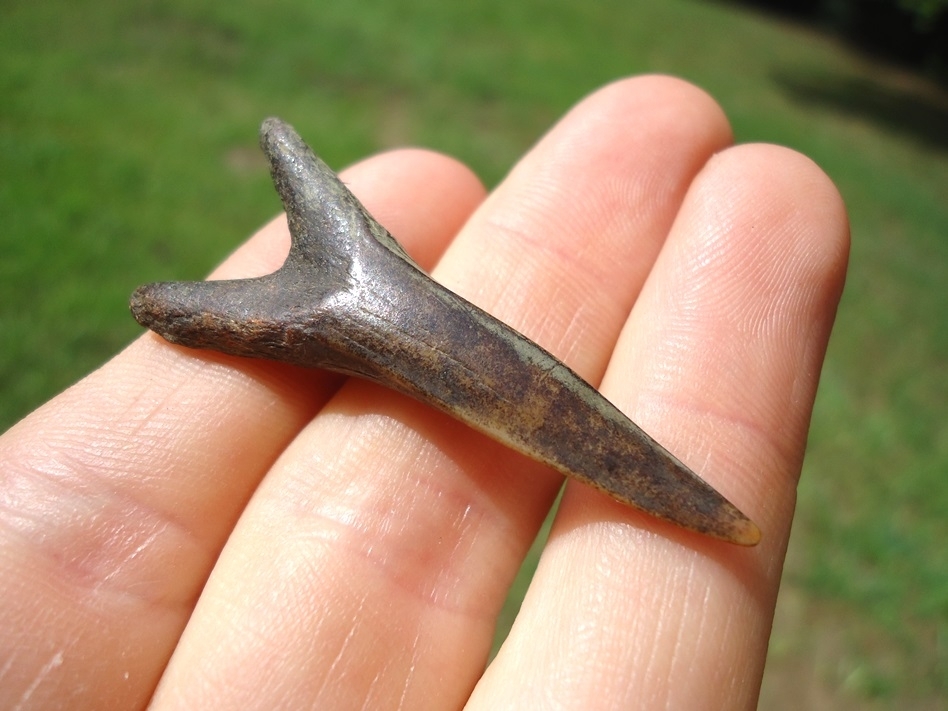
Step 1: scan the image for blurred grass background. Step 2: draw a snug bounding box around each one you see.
[1,0,945,707]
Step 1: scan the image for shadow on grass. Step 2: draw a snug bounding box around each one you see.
[773,69,948,153]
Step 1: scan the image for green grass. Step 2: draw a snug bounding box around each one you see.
[2,0,946,705]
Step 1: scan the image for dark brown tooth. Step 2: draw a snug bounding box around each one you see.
[130,117,761,547]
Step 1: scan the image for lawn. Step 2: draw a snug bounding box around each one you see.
[2,0,945,706]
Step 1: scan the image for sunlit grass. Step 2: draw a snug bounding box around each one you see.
[2,0,945,704]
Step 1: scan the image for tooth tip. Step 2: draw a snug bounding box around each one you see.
[726,516,761,547]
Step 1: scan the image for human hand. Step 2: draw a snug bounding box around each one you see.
[0,76,848,710]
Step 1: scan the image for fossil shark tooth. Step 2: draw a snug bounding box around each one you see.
[130,117,761,547]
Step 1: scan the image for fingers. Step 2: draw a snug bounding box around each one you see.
[149,76,734,710]
[0,150,485,710]
[1,75,839,711]
[472,144,849,709]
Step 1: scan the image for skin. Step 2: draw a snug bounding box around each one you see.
[0,76,848,710]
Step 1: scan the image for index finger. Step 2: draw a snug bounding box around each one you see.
[0,148,485,710]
